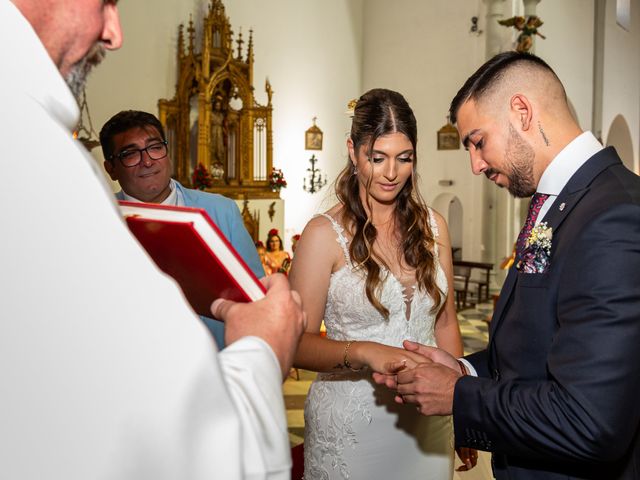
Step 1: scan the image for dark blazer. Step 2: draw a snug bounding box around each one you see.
[453,147,640,479]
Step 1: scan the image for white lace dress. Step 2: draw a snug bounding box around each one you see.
[303,212,454,480]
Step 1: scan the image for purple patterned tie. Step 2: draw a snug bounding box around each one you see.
[516,193,549,257]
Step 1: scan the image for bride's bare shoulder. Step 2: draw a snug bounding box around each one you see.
[299,204,347,245]
[303,204,344,229]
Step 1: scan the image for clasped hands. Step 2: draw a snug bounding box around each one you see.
[372,340,477,471]
[372,340,462,415]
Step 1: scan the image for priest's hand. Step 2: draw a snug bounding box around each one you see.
[211,273,307,380]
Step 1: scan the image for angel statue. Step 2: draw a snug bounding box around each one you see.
[498,15,546,53]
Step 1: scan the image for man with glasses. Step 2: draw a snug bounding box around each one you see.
[1,1,305,479]
[100,110,264,349]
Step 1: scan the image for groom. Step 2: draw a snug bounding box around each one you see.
[375,51,640,479]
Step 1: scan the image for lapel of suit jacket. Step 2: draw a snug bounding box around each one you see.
[541,147,620,234]
[487,148,621,353]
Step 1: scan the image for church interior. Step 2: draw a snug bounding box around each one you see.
[86,0,639,288]
[82,1,639,477]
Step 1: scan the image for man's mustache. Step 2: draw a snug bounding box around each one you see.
[485,168,498,179]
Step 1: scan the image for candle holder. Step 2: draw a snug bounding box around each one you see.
[303,154,327,194]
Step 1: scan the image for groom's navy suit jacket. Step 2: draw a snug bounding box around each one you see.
[453,147,640,479]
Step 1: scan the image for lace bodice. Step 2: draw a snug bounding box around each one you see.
[319,210,447,349]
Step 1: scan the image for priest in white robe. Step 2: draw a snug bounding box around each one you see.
[0,1,304,479]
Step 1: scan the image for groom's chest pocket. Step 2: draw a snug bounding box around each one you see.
[499,273,557,372]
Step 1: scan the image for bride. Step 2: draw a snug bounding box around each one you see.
[289,88,475,479]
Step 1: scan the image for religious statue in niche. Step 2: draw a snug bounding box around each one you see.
[210,95,227,169]
[498,15,545,53]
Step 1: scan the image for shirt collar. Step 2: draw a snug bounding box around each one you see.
[537,131,603,196]
[122,178,178,205]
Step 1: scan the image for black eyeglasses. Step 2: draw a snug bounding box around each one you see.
[111,141,168,168]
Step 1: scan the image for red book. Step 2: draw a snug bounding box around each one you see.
[119,201,265,317]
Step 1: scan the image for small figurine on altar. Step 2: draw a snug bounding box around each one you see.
[498,15,545,53]
[264,229,291,274]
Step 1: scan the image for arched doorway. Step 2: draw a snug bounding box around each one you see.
[606,114,635,173]
[432,193,463,260]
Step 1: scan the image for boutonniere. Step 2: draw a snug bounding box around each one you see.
[517,222,553,273]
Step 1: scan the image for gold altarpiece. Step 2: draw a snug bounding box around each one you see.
[158,0,278,199]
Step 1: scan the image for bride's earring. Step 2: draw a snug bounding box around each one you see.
[352,164,358,176]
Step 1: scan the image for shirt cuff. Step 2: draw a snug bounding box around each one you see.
[458,357,478,377]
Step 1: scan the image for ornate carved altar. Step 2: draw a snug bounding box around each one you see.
[158,0,277,199]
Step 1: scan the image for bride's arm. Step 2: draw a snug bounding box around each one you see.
[431,211,464,359]
[290,215,427,373]
[289,215,346,372]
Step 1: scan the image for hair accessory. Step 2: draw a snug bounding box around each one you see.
[255,240,265,248]
[346,98,358,116]
[268,228,279,237]
[292,234,301,241]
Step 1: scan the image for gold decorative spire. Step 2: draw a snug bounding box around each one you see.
[188,15,195,55]
[247,28,254,64]
[236,28,244,60]
[178,24,184,59]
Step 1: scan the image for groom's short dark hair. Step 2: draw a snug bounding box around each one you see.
[449,51,557,124]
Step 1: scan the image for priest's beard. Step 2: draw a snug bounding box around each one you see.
[504,124,536,198]
[64,43,106,100]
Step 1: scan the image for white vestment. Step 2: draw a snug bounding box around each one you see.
[0,2,289,479]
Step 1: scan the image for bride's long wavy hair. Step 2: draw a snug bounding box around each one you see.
[336,88,442,318]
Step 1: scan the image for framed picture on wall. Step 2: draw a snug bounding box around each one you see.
[437,121,460,150]
[305,118,323,150]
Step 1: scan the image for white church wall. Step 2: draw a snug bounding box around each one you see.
[83,0,639,262]
[606,114,635,170]
[601,0,640,173]
[86,0,364,252]
[361,0,488,262]
[536,0,595,130]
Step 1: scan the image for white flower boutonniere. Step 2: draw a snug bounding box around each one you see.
[517,222,553,273]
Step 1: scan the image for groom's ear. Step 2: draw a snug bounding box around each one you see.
[509,94,533,132]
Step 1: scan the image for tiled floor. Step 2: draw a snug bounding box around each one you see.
[284,302,495,477]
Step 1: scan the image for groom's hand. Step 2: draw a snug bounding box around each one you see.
[402,340,460,371]
[394,359,462,416]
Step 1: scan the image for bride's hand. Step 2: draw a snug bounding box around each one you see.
[456,447,478,471]
[352,341,428,374]
[403,340,460,371]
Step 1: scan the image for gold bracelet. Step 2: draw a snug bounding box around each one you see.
[343,340,363,372]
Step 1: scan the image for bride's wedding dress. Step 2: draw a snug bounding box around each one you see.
[303,212,454,480]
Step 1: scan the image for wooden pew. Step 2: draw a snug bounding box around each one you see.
[453,260,494,307]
